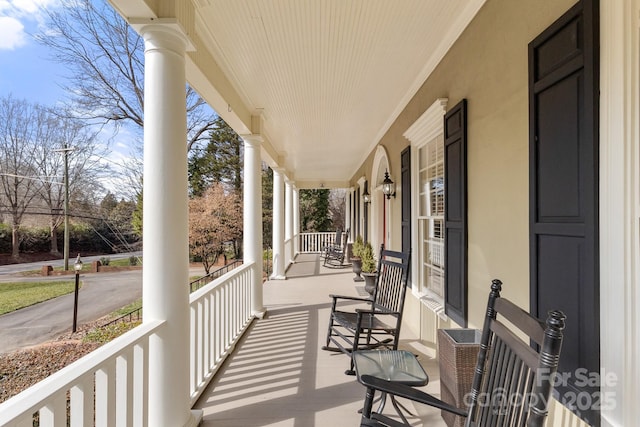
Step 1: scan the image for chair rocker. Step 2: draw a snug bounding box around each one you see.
[358,279,566,427]
[324,230,350,268]
[322,228,343,259]
[322,246,411,374]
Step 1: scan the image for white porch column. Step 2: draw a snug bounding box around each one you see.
[243,135,265,316]
[138,22,198,427]
[345,187,353,239]
[285,180,294,263]
[293,186,300,255]
[271,168,286,279]
[599,1,640,425]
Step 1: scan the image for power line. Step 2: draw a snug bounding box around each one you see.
[0,173,62,185]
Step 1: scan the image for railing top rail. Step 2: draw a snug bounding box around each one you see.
[299,232,336,235]
[0,319,165,422]
[188,260,243,287]
[189,261,254,303]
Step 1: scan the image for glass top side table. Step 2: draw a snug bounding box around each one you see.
[353,350,428,385]
[353,350,429,424]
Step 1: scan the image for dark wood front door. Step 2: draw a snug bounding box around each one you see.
[529,1,599,424]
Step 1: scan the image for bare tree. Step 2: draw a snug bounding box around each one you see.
[32,111,109,254]
[36,0,217,198]
[0,96,44,257]
[329,189,347,232]
[0,96,109,257]
[37,0,215,148]
[189,184,242,274]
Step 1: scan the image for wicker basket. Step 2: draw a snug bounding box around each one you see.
[437,328,481,427]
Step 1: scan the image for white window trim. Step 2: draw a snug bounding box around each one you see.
[404,98,448,310]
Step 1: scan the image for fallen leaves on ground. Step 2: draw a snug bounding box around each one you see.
[0,318,118,404]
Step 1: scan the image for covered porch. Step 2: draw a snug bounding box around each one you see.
[194,253,445,426]
[1,0,639,425]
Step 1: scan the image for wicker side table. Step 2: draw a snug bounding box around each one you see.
[437,328,481,427]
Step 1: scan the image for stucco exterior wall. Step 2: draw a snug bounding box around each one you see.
[355,0,590,424]
[355,0,574,324]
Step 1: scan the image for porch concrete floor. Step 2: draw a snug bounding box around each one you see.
[194,253,449,427]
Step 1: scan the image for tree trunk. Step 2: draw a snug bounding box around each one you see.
[11,226,19,259]
[50,220,60,254]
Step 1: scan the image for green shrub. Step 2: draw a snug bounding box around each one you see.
[128,256,139,266]
[360,242,376,273]
[351,235,364,258]
[19,227,50,253]
[100,257,111,266]
[0,223,11,253]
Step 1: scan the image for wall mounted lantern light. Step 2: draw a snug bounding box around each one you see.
[382,170,396,199]
[362,185,371,204]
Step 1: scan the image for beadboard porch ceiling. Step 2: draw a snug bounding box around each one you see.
[111,0,486,188]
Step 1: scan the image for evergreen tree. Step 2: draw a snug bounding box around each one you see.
[188,116,243,196]
[299,189,331,232]
[262,166,273,250]
[131,190,143,237]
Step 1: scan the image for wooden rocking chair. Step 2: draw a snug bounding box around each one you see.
[322,246,411,374]
[322,228,343,259]
[357,279,566,427]
[324,229,350,267]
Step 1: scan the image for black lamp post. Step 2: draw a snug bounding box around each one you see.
[72,254,83,332]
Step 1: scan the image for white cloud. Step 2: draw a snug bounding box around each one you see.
[0,0,61,50]
[0,16,26,49]
[11,0,58,14]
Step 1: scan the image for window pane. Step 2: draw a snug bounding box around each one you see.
[417,132,445,299]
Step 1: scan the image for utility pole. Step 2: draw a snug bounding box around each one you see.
[54,145,75,271]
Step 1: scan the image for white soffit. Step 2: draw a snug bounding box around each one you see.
[170,0,485,185]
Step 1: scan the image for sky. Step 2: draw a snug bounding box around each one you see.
[0,0,67,104]
[0,0,137,198]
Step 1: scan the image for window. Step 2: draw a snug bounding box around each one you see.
[403,98,448,304]
[418,134,445,300]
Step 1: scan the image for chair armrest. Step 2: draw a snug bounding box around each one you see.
[355,308,398,316]
[359,375,468,418]
[329,294,374,303]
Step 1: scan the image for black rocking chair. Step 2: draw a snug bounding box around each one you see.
[322,246,411,374]
[322,228,343,259]
[324,230,350,268]
[358,279,566,427]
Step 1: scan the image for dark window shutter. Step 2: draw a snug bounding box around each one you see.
[444,99,468,327]
[401,146,411,285]
[529,1,599,424]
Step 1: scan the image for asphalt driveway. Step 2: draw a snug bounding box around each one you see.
[0,255,205,354]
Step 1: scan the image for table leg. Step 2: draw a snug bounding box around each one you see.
[361,386,376,421]
[390,396,411,425]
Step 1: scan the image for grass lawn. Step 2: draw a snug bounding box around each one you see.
[113,299,142,316]
[0,280,76,315]
[52,256,140,272]
[17,256,142,276]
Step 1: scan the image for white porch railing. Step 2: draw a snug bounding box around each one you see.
[0,262,256,426]
[189,262,254,404]
[0,319,165,426]
[298,232,338,253]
